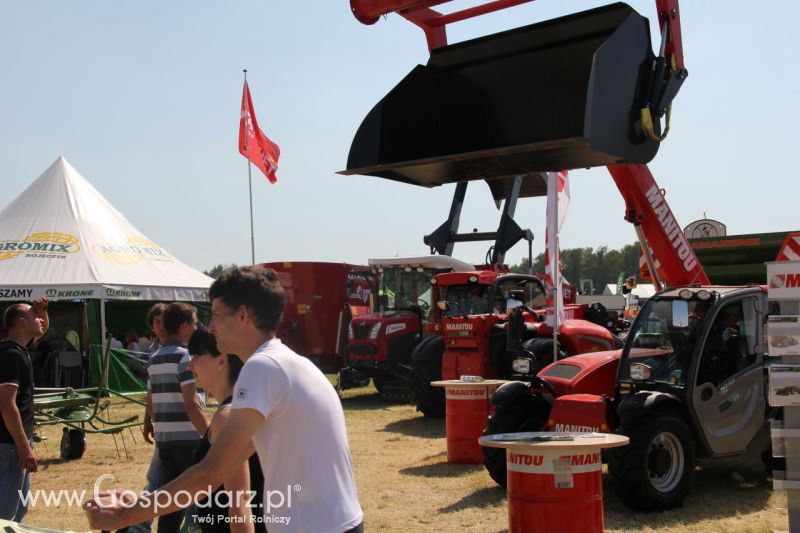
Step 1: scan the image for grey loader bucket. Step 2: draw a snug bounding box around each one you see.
[342,3,660,185]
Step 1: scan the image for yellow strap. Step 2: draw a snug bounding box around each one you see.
[641,104,671,142]
[641,53,677,142]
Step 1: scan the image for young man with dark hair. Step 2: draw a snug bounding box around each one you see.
[146,302,207,533]
[87,266,363,533]
[0,298,49,521]
[146,303,168,356]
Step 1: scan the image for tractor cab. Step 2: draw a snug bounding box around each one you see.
[435,271,615,382]
[437,272,546,379]
[438,272,546,319]
[615,285,769,457]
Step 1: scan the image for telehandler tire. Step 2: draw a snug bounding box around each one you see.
[482,393,549,486]
[408,337,445,418]
[609,413,694,511]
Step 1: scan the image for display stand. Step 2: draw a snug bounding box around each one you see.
[479,432,628,533]
[431,379,506,463]
[767,260,800,532]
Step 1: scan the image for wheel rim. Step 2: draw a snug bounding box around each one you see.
[647,431,684,492]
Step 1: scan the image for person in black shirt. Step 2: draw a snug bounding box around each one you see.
[0,298,49,522]
[187,328,265,533]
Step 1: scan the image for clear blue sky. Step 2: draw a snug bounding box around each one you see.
[1,1,796,272]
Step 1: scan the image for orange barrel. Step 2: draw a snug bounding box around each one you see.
[434,380,504,464]
[506,448,603,533]
[479,432,628,533]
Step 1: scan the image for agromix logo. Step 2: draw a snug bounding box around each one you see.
[0,232,80,261]
[92,236,173,264]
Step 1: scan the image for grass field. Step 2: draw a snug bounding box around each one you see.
[25,382,789,532]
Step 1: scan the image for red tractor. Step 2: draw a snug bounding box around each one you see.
[339,254,475,396]
[409,269,624,417]
[339,172,550,396]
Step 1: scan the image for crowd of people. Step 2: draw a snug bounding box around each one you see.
[0,266,364,533]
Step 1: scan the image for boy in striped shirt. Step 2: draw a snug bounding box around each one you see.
[146,302,207,533]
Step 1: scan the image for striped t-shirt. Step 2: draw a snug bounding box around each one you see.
[148,340,203,448]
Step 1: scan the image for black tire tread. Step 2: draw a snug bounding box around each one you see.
[408,337,445,418]
[482,394,550,486]
[608,413,694,511]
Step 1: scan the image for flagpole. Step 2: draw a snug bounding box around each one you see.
[244,69,256,265]
[553,176,560,363]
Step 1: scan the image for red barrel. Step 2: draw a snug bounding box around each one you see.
[443,384,497,464]
[506,449,603,533]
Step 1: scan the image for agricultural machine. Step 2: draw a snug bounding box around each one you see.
[338,172,546,396]
[263,261,375,373]
[408,270,624,417]
[340,254,474,396]
[484,283,778,511]
[339,0,784,513]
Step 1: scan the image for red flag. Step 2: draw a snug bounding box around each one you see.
[239,80,280,184]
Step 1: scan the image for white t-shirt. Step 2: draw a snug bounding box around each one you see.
[232,339,363,533]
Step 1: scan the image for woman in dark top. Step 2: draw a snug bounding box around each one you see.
[187,328,266,533]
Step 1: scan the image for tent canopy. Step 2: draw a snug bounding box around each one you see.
[0,157,213,302]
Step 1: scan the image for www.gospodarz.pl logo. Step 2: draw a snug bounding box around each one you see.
[19,474,301,527]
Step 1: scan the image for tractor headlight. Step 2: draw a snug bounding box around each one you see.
[512,358,532,374]
[629,362,652,381]
[386,323,406,335]
[368,322,382,339]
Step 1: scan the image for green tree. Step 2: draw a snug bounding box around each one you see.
[204,263,238,279]
[510,242,641,292]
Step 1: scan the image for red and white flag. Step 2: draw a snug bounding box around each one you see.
[544,170,570,328]
[239,80,280,184]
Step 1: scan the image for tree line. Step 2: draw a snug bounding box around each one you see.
[205,244,643,294]
[510,242,642,294]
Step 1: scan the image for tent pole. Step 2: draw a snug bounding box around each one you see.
[100,297,109,388]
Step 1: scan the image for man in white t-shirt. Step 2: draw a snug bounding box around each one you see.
[85,266,363,533]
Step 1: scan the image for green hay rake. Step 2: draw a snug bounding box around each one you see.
[33,343,145,460]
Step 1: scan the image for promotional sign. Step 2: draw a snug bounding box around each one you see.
[768,316,800,356]
[767,261,800,301]
[768,364,800,406]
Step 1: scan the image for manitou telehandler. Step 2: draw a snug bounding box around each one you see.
[341,0,771,512]
[408,269,625,417]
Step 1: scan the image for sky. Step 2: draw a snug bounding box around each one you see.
[1,1,797,273]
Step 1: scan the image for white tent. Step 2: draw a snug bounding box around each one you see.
[0,157,213,306]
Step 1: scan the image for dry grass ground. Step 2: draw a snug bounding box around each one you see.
[25,383,788,532]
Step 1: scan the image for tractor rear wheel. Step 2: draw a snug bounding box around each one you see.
[482,393,550,486]
[608,413,694,511]
[408,337,445,418]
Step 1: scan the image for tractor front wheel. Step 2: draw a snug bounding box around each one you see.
[482,393,550,486]
[408,337,445,418]
[608,413,694,511]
